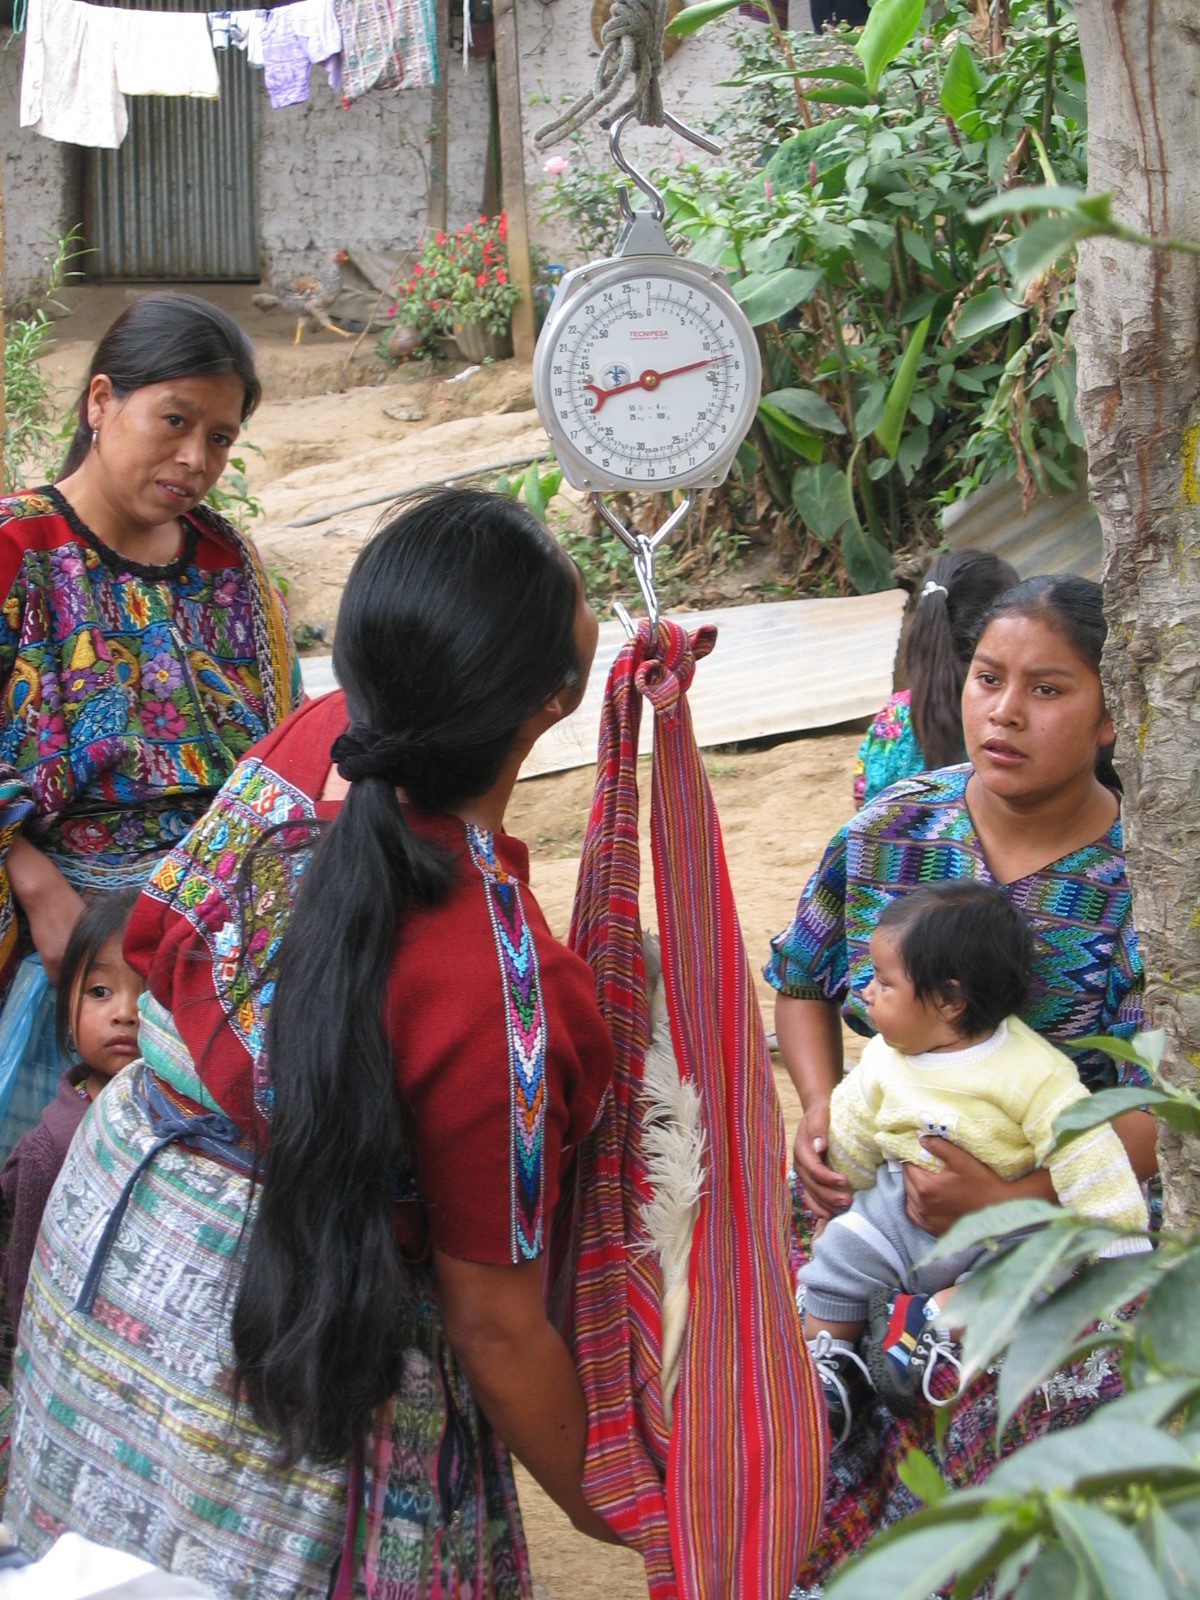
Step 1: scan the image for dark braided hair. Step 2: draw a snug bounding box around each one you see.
[231,488,584,1465]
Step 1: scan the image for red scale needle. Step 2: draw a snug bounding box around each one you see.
[583,352,732,413]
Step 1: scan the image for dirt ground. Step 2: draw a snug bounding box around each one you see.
[36,298,869,1599]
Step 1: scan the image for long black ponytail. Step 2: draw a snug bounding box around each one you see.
[231,489,583,1464]
[904,547,1019,770]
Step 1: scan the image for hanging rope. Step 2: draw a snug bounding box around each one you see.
[534,0,666,149]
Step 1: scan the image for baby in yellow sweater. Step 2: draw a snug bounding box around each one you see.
[801,881,1147,1447]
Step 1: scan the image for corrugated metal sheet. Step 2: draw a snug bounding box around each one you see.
[300,589,909,780]
[942,476,1101,580]
[85,7,260,281]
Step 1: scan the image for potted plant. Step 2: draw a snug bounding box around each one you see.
[384,213,520,361]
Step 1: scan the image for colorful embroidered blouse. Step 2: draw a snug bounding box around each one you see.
[125,692,615,1266]
[765,764,1146,1091]
[0,487,299,992]
[853,689,928,808]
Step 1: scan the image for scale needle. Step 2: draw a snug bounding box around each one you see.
[583,353,732,413]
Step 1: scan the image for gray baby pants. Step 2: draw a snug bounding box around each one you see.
[799,1162,986,1323]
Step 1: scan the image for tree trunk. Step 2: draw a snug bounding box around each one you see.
[1073,1,1200,1229]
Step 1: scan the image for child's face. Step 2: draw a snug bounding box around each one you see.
[864,928,962,1056]
[72,933,144,1080]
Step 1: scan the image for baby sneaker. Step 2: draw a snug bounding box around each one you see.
[863,1288,963,1417]
[807,1329,873,1450]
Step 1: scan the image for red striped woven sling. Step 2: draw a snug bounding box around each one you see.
[562,619,826,1598]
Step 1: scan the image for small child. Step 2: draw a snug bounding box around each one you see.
[0,889,143,1342]
[800,881,1148,1447]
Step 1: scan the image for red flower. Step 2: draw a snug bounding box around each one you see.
[413,263,424,275]
[476,272,489,288]
[495,267,507,284]
[436,231,445,244]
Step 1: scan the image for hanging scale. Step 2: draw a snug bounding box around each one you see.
[532,110,762,629]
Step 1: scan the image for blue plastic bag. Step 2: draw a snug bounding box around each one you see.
[0,954,63,1162]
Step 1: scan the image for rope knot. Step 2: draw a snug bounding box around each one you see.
[635,619,716,713]
[534,0,667,150]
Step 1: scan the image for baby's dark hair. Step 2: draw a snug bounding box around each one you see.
[55,888,141,1058]
[876,881,1032,1038]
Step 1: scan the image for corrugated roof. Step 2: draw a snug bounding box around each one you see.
[942,476,1101,580]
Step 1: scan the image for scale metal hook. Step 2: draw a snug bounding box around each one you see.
[609,110,723,226]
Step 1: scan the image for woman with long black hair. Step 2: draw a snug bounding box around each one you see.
[0,293,298,1159]
[4,489,616,1596]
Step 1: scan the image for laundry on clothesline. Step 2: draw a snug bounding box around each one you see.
[113,9,220,97]
[334,0,438,102]
[19,0,444,144]
[20,0,126,148]
[260,0,341,107]
[208,8,268,66]
[20,0,220,147]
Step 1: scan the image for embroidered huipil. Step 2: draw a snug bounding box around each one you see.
[765,765,1147,1091]
[0,487,299,995]
[125,692,613,1264]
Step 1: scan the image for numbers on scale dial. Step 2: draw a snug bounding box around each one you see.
[553,275,747,480]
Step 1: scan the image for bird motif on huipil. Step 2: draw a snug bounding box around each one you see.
[252,249,351,343]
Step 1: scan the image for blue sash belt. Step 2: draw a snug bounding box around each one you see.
[76,1066,258,1315]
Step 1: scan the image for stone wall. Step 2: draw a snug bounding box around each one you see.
[1,33,78,303]
[257,56,492,284]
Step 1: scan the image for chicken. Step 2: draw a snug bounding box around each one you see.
[253,249,351,343]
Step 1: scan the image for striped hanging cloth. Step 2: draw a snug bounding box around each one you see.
[562,618,826,1599]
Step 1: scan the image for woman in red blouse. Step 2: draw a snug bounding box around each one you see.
[5,490,617,1598]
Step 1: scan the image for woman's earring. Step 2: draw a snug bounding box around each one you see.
[91,427,99,450]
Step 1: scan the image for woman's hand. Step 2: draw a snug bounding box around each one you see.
[434,1249,624,1545]
[793,1097,851,1220]
[5,835,85,986]
[903,1138,1054,1236]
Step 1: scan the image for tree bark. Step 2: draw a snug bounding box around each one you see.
[1073,1,1200,1229]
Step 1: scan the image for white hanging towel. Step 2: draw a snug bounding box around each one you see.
[114,9,221,98]
[19,0,128,149]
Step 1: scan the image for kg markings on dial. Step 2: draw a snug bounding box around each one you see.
[546,275,754,485]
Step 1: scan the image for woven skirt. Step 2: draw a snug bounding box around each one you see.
[3,1064,531,1600]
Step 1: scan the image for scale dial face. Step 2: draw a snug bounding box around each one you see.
[533,255,761,493]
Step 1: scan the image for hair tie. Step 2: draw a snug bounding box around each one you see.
[330,725,425,784]
[920,580,948,600]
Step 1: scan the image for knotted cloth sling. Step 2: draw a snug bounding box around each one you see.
[562,618,826,1598]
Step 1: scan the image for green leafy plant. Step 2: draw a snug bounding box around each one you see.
[382,214,521,355]
[827,1028,1200,1600]
[660,0,1088,592]
[536,138,628,265]
[205,442,265,532]
[3,230,85,493]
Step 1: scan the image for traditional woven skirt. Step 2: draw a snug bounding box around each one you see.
[4,1063,531,1600]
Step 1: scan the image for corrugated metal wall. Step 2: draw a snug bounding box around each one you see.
[84,5,260,281]
[942,476,1102,581]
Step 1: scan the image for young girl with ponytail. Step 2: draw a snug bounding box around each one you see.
[5,490,617,1597]
[853,548,1018,806]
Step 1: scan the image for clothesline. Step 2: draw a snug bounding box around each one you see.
[18,0,455,147]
